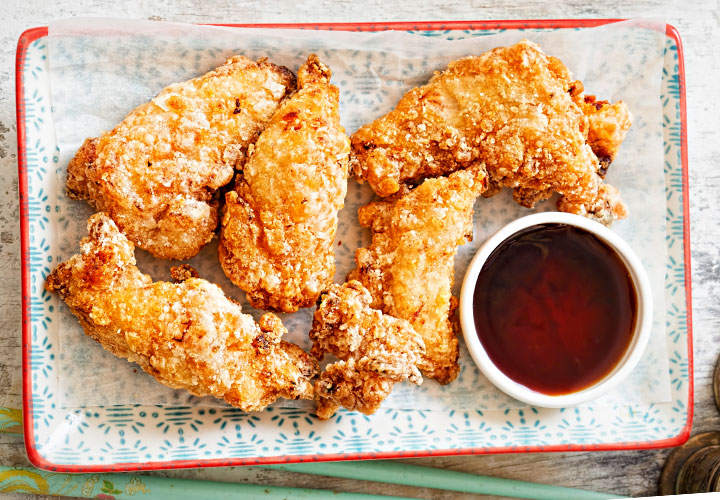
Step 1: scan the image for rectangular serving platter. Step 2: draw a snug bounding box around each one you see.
[17,20,692,472]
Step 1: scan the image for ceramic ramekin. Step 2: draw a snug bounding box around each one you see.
[459,212,653,407]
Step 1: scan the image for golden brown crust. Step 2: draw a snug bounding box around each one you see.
[219,55,350,312]
[45,213,317,412]
[170,264,200,283]
[348,165,487,384]
[66,137,98,200]
[310,281,425,420]
[68,56,296,260]
[581,95,633,176]
[351,40,631,225]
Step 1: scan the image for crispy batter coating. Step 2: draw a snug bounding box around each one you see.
[310,281,425,420]
[67,56,296,259]
[45,214,317,412]
[219,55,351,313]
[348,165,487,384]
[580,94,633,176]
[351,40,631,225]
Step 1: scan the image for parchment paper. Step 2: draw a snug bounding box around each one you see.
[47,18,670,410]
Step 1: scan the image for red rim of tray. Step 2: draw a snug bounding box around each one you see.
[17,19,692,472]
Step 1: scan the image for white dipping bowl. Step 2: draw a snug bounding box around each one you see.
[459,212,653,408]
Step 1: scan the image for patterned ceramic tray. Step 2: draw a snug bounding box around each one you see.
[17,20,691,472]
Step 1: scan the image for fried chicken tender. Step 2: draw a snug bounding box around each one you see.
[67,56,296,260]
[310,281,425,419]
[219,55,350,313]
[351,40,632,225]
[45,213,317,412]
[348,165,487,384]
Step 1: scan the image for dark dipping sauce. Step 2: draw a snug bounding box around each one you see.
[473,224,638,396]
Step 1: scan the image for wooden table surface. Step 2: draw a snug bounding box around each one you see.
[1,1,718,498]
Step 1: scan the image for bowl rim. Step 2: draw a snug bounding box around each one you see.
[459,212,654,408]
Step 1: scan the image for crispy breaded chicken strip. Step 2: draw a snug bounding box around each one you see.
[351,40,631,225]
[45,214,317,412]
[67,56,296,259]
[219,55,350,313]
[310,281,425,420]
[348,165,487,384]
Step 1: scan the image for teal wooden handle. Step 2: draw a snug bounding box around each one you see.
[266,461,627,500]
[0,466,415,499]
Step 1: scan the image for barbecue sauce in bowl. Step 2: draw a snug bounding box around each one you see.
[472,224,637,396]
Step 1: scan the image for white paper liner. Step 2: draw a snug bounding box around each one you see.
[47,18,670,410]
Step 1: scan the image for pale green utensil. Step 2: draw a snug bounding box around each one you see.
[266,461,626,500]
